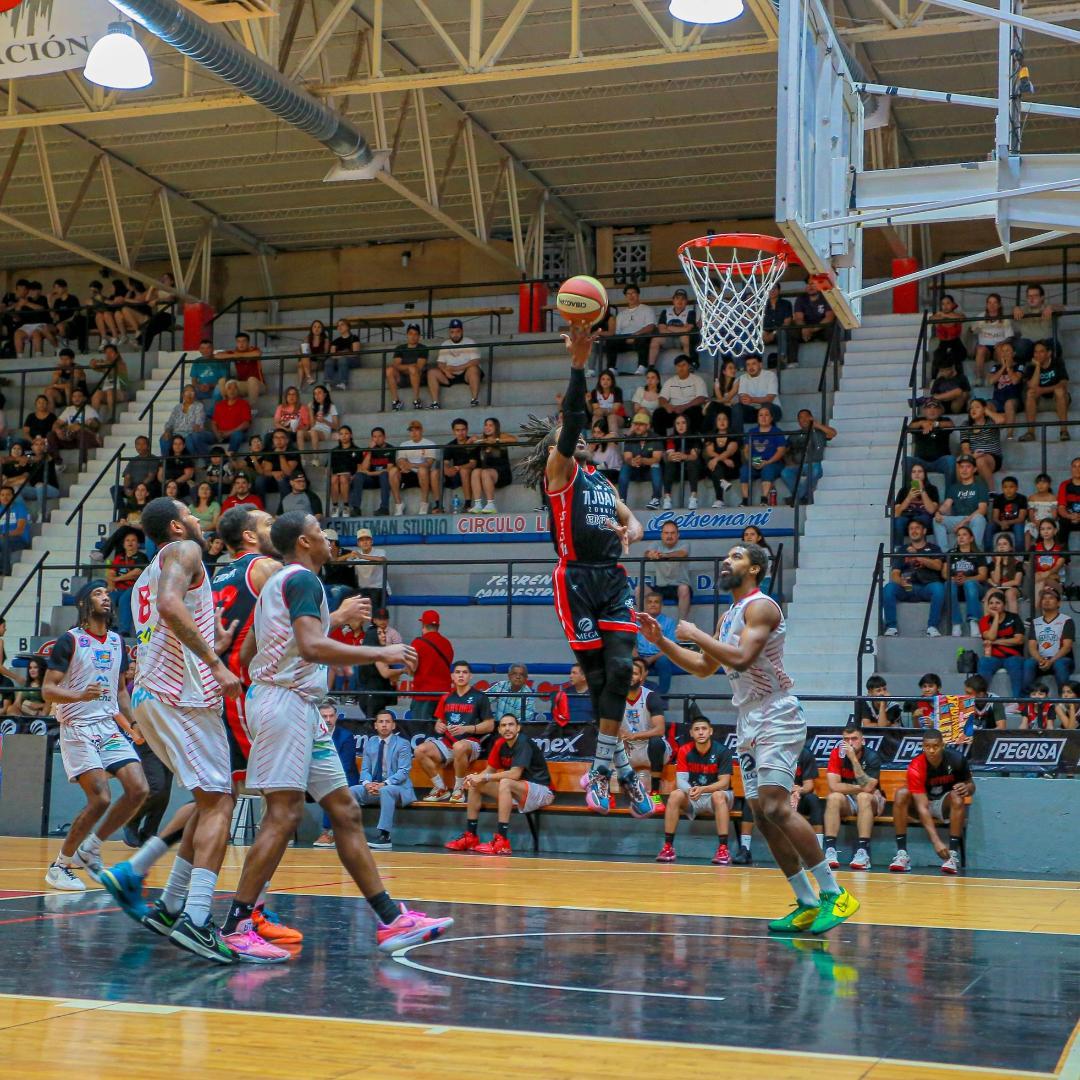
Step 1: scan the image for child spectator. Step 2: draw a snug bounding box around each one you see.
[893,463,940,545]
[1020,681,1053,729]
[908,672,942,726]
[1031,518,1067,605]
[1027,472,1058,542]
[991,475,1027,550]
[589,370,626,436]
[987,532,1024,613]
[965,673,1006,730]
[946,525,988,637]
[929,294,967,375]
[988,341,1024,433]
[854,674,902,727]
[977,590,1026,698]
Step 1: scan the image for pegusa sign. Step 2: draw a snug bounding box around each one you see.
[0,0,115,78]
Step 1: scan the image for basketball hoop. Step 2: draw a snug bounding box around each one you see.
[677,233,800,358]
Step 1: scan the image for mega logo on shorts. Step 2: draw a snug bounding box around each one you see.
[576,617,598,641]
[985,737,1066,766]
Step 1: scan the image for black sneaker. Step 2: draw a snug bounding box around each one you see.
[391,400,404,411]
[732,846,753,865]
[412,399,423,410]
[374,506,389,517]
[368,832,393,851]
[469,397,480,407]
[428,402,441,409]
[122,824,140,849]
[169,913,237,964]
[143,898,181,938]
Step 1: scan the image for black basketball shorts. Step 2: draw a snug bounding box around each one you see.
[552,561,637,651]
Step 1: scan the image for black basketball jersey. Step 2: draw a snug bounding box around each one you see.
[544,460,622,565]
[212,553,273,678]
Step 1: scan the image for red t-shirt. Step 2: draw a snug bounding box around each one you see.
[410,630,453,699]
[906,748,971,797]
[213,398,252,433]
[978,611,1025,657]
[233,357,264,381]
[221,493,265,513]
[935,320,963,341]
[1032,541,1065,575]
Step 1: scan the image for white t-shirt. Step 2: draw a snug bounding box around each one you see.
[974,318,1012,347]
[58,403,101,426]
[397,437,436,465]
[660,372,707,408]
[352,547,389,589]
[735,369,781,410]
[615,303,657,336]
[438,337,481,371]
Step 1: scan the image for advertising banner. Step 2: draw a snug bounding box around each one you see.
[0,1,115,79]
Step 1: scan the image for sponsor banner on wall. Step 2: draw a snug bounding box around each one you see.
[0,1,116,79]
[967,729,1080,774]
[468,569,730,601]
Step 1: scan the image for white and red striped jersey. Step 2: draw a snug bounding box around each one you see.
[716,590,793,709]
[46,628,128,725]
[132,542,221,709]
[249,563,330,702]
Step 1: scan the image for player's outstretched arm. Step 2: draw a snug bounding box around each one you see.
[636,611,720,678]
[293,615,417,670]
[684,599,779,673]
[546,323,595,488]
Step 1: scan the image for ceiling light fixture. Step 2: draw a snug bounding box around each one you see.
[83,22,152,90]
[668,0,745,23]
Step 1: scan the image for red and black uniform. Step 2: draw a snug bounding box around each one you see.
[907,748,972,800]
[212,552,274,773]
[675,740,733,786]
[435,688,493,750]
[487,735,551,787]
[827,745,884,785]
[545,459,637,650]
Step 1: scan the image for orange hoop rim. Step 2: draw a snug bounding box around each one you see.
[678,232,800,276]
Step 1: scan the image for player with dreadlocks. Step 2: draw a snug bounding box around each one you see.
[41,581,148,891]
[518,323,651,816]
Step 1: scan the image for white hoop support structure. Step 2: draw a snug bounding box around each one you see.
[678,233,807,358]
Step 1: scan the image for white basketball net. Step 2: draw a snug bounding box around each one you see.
[679,239,790,359]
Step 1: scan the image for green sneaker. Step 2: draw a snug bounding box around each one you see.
[768,901,820,934]
[809,888,860,935]
[142,898,181,939]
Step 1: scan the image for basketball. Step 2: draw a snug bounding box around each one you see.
[555,275,608,325]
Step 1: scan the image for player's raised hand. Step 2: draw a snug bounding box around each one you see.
[561,321,597,368]
[635,610,663,644]
[605,517,631,555]
[383,643,418,672]
[336,595,372,627]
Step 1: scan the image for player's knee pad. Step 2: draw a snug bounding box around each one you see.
[598,635,635,719]
[577,649,607,720]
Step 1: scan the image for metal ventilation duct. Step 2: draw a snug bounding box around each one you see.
[108,0,373,169]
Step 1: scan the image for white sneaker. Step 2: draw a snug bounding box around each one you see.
[481,502,497,514]
[393,502,405,517]
[889,850,911,873]
[951,624,964,637]
[662,495,672,510]
[883,627,898,637]
[941,851,960,875]
[824,845,839,870]
[45,862,85,892]
[688,494,698,510]
[633,365,647,375]
[72,845,103,883]
[926,627,941,637]
[712,499,725,508]
[849,848,872,871]
[418,502,429,515]
[969,619,980,636]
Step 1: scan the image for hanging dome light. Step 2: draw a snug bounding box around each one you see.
[669,0,745,23]
[83,22,152,90]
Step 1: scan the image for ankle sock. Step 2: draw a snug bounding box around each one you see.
[895,835,908,853]
[787,869,818,907]
[183,867,218,928]
[740,833,752,851]
[222,900,254,935]
[824,835,837,850]
[129,836,168,877]
[466,819,479,836]
[367,890,400,926]
[593,733,617,773]
[809,858,840,895]
[161,856,193,916]
[496,822,509,839]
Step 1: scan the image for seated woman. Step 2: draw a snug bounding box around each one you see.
[300,384,339,453]
[988,341,1024,436]
[189,480,221,534]
[976,589,1026,698]
[299,319,331,387]
[273,385,312,443]
[662,413,701,510]
[630,368,662,424]
[945,524,988,637]
[742,524,774,594]
[587,420,621,485]
[892,463,940,545]
[5,656,46,718]
[1030,517,1067,606]
[702,411,740,506]
[468,417,517,515]
[960,397,1004,489]
[703,358,739,431]
[987,532,1024,614]
[588,370,626,436]
[158,435,195,501]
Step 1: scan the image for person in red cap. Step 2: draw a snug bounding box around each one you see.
[409,610,453,721]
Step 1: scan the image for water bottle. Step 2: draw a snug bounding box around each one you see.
[768,488,778,506]
[451,493,462,514]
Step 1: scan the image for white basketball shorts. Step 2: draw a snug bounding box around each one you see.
[59,719,139,781]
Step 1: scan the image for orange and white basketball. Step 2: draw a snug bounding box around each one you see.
[555,275,608,326]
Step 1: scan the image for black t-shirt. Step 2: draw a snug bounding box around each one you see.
[992,492,1028,522]
[675,740,733,787]
[1061,482,1080,517]
[23,412,57,440]
[435,688,493,745]
[364,445,395,473]
[762,298,793,331]
[271,449,301,475]
[908,748,971,799]
[794,746,819,786]
[329,446,365,475]
[911,421,953,460]
[52,294,81,321]
[930,372,971,398]
[332,334,358,352]
[1027,356,1068,387]
[487,735,551,786]
[1,459,28,483]
[894,540,944,586]
[827,745,883,784]
[394,345,428,365]
[444,439,478,468]
[356,624,396,702]
[949,550,989,578]
[854,697,903,727]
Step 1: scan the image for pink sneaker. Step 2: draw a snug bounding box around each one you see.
[222,921,291,964]
[376,904,454,954]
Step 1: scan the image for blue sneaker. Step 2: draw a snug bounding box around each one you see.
[99,861,149,923]
[582,767,611,814]
[620,771,655,818]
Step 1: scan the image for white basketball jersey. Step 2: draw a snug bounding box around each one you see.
[132,542,221,709]
[716,590,793,710]
[622,687,660,736]
[249,563,330,702]
[51,628,127,726]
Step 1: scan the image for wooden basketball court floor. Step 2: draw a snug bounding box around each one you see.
[0,836,1077,1080]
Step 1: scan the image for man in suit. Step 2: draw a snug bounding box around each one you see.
[349,710,415,851]
[313,699,362,849]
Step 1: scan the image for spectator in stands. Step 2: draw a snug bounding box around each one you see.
[216,333,265,400]
[882,518,946,638]
[87,345,129,419]
[649,288,698,369]
[792,278,834,348]
[702,411,740,507]
[636,591,678,695]
[908,400,955,486]
[741,406,785,506]
[280,472,323,519]
[469,417,517,516]
[388,323,428,412]
[50,279,87,352]
[959,398,1003,488]
[741,525,775,593]
[189,339,225,404]
[347,528,390,609]
[1020,681,1054,729]
[762,283,794,368]
[977,589,1026,697]
[0,441,30,492]
[221,474,265,514]
[6,656,45,717]
[302,384,339,454]
[189,481,221,534]
[908,672,942,727]
[347,709,415,851]
[989,340,1024,432]
[1012,283,1061,363]
[107,530,148,636]
[211,380,253,453]
[1021,340,1070,442]
[933,454,988,549]
[892,462,940,545]
[328,425,363,517]
[118,484,152,533]
[418,660,494,804]
[326,318,360,390]
[320,530,360,612]
[928,357,971,416]
[587,421,621,484]
[588,370,626,436]
[731,353,781,432]
[428,318,482,409]
[14,281,54,356]
[855,674,902,727]
[486,663,542,724]
[973,293,1013,385]
[439,418,477,511]
[662,414,701,510]
[159,436,195,501]
[705,358,740,429]
[945,525,988,637]
[823,723,884,871]
[348,426,394,517]
[202,445,235,499]
[46,350,87,410]
[162,384,212,457]
[1028,471,1058,544]
[410,609,453,721]
[618,412,663,510]
[627,368,662,428]
[644,521,693,619]
[551,663,594,726]
[929,294,967,375]
[1025,584,1074,692]
[988,532,1024,613]
[392,419,439,515]
[257,427,302,502]
[781,408,835,505]
[965,673,1006,730]
[651,356,709,438]
[889,727,973,875]
[604,285,656,375]
[1057,457,1080,555]
[0,484,31,569]
[299,319,330,387]
[86,280,119,345]
[1031,517,1066,605]
[1055,680,1079,730]
[21,436,60,517]
[22,395,57,445]
[991,475,1027,550]
[656,717,733,865]
[49,387,101,457]
[272,385,311,444]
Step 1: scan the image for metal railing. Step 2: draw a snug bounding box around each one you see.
[929,242,1080,308]
[64,444,127,570]
[137,352,190,445]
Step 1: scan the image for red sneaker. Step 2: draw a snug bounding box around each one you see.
[444,831,481,852]
[251,907,303,945]
[474,835,513,856]
[711,843,731,866]
[655,842,676,863]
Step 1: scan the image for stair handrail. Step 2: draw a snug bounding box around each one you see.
[64,442,127,570]
[136,352,190,444]
[0,551,48,622]
[908,309,930,419]
[856,543,885,694]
